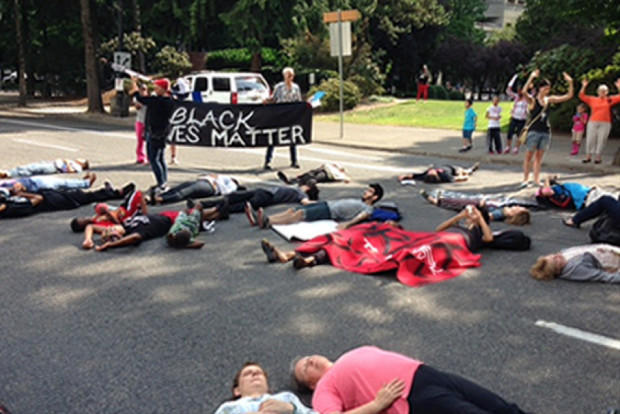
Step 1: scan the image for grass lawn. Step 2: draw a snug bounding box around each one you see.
[316,99,511,132]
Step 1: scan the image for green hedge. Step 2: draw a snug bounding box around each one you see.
[309,78,361,112]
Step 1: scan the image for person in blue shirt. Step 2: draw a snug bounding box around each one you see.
[460,99,477,152]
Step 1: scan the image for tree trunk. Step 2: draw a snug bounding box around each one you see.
[14,0,27,106]
[250,51,262,72]
[80,0,103,113]
[132,0,145,73]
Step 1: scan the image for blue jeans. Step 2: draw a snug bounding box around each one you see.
[9,161,57,177]
[22,176,89,192]
[160,180,215,204]
[147,134,167,187]
[573,195,620,226]
[265,145,298,166]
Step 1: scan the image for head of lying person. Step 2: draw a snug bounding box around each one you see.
[101,225,125,241]
[503,206,531,226]
[167,230,192,248]
[70,217,92,232]
[291,354,333,391]
[530,254,566,280]
[231,362,270,399]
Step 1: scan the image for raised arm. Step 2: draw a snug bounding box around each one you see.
[506,74,518,99]
[548,72,574,104]
[521,69,539,107]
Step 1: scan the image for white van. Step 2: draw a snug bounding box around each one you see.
[182,72,271,104]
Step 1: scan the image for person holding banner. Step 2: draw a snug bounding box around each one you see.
[263,67,303,170]
[129,77,174,191]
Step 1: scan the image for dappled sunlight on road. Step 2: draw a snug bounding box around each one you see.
[30,285,94,309]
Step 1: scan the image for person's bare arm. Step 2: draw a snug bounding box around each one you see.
[0,203,6,213]
[435,210,467,232]
[521,69,539,108]
[548,72,574,104]
[95,233,142,251]
[473,209,494,242]
[338,211,370,230]
[17,191,44,207]
[185,240,205,249]
[300,198,315,206]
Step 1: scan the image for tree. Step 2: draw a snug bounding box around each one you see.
[14,0,27,106]
[80,0,103,112]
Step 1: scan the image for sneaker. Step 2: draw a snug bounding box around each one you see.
[202,220,216,233]
[121,182,136,196]
[512,147,519,154]
[400,179,416,186]
[458,146,468,153]
[488,151,495,155]
[170,157,179,165]
[291,163,300,169]
[158,185,169,193]
[104,180,113,192]
[503,147,511,154]
[245,202,257,226]
[419,189,429,200]
[263,163,273,171]
[519,181,531,189]
[277,171,290,184]
[470,162,480,173]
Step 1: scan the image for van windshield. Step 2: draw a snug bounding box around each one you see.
[235,76,268,93]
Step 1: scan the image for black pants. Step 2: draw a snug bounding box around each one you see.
[574,195,620,226]
[506,118,526,142]
[226,189,274,213]
[40,188,123,211]
[293,168,330,185]
[160,181,215,204]
[488,128,502,153]
[408,365,527,414]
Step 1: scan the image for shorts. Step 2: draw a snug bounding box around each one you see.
[462,129,474,140]
[297,201,331,221]
[525,130,550,151]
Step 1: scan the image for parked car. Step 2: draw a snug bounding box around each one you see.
[182,72,270,104]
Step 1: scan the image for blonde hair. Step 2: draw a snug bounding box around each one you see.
[505,210,530,226]
[530,256,562,280]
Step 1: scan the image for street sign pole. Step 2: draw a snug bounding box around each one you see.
[338,10,344,139]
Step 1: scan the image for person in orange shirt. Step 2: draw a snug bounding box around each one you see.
[579,78,620,164]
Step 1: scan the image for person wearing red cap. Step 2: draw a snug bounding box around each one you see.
[128,77,174,191]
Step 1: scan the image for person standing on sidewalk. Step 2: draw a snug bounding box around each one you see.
[579,78,620,164]
[520,69,574,188]
[459,99,476,152]
[485,95,502,154]
[263,67,302,170]
[505,74,529,154]
[129,77,174,191]
[133,84,148,164]
[570,103,588,156]
[416,64,431,101]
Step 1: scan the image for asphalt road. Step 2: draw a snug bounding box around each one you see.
[0,114,619,414]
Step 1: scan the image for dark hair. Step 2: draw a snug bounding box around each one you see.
[231,362,268,399]
[304,180,319,201]
[167,230,191,248]
[423,174,441,183]
[369,183,384,203]
[537,78,551,88]
[70,217,88,232]
[466,98,473,106]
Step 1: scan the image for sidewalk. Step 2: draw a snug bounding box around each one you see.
[2,96,619,174]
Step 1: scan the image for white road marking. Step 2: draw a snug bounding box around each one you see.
[302,146,382,160]
[1,117,410,172]
[535,320,620,350]
[12,138,78,152]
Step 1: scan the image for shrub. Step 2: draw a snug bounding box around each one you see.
[448,89,465,100]
[153,46,192,78]
[549,99,579,133]
[309,78,361,112]
[347,74,385,98]
[428,85,448,100]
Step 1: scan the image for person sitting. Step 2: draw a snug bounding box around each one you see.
[200,182,319,222]
[530,244,620,283]
[214,362,313,414]
[149,173,240,205]
[0,158,90,178]
[421,189,532,226]
[0,182,130,219]
[0,172,96,193]
[292,345,528,414]
[277,163,351,186]
[398,163,479,184]
[562,195,620,229]
[249,184,383,230]
[435,205,531,252]
[536,175,618,210]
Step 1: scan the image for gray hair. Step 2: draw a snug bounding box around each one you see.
[289,355,309,392]
[597,84,609,94]
[282,67,295,77]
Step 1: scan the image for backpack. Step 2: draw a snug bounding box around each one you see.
[589,215,620,246]
[371,202,402,222]
[485,230,531,251]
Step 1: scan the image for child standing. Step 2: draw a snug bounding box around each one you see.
[459,98,477,152]
[570,103,588,156]
[486,95,502,154]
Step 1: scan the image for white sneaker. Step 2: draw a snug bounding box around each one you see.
[170,157,179,165]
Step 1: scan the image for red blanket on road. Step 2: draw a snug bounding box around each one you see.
[295,222,481,287]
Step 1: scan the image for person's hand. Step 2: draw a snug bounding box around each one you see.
[581,78,589,88]
[95,242,109,252]
[259,400,295,414]
[562,72,572,83]
[337,222,349,230]
[615,78,620,91]
[531,69,540,78]
[372,379,405,412]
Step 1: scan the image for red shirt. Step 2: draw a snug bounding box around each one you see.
[579,92,620,123]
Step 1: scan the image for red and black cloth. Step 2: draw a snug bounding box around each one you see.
[295,222,481,287]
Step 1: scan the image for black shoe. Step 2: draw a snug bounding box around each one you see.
[291,163,300,169]
[216,199,229,220]
[121,182,136,196]
[263,164,273,170]
[186,199,195,209]
[277,171,290,184]
[261,239,278,263]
